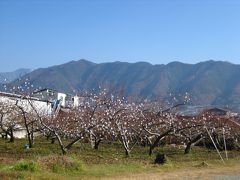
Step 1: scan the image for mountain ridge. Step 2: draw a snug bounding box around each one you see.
[5,59,240,109]
[0,68,31,83]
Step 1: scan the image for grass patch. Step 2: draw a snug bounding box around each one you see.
[13,160,39,172]
[0,138,239,179]
[38,155,84,174]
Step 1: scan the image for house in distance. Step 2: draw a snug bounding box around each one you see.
[33,88,81,108]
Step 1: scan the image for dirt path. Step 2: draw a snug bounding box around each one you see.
[104,165,240,180]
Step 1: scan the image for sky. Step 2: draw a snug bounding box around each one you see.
[1,0,240,72]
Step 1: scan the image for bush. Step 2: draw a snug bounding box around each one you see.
[13,160,38,172]
[38,155,83,173]
[154,153,167,164]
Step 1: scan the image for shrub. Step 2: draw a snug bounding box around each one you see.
[38,155,83,173]
[13,160,38,172]
[154,153,167,164]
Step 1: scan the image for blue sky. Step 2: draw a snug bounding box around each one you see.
[1,0,240,72]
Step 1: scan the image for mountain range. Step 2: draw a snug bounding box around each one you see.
[2,60,240,108]
[0,68,31,83]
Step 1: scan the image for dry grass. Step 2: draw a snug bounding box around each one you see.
[38,154,83,173]
[0,172,19,180]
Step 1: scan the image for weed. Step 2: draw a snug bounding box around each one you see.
[38,155,84,174]
[13,160,38,172]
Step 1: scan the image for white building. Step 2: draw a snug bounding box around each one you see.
[0,91,52,139]
[0,89,83,139]
[33,88,81,108]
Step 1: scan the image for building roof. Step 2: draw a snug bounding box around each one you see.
[33,88,57,94]
[0,91,51,103]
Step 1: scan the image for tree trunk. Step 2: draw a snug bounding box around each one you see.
[5,132,8,140]
[18,106,33,148]
[9,129,14,143]
[46,134,50,140]
[30,123,34,146]
[27,131,33,148]
[55,132,67,155]
[125,148,130,157]
[184,142,192,154]
[94,139,101,150]
[149,146,154,156]
[148,129,172,156]
[89,132,95,149]
[184,134,202,154]
[213,134,223,151]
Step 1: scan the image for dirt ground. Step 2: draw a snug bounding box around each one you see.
[104,164,240,180]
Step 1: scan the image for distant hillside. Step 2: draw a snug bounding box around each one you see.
[9,60,240,108]
[0,68,31,83]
